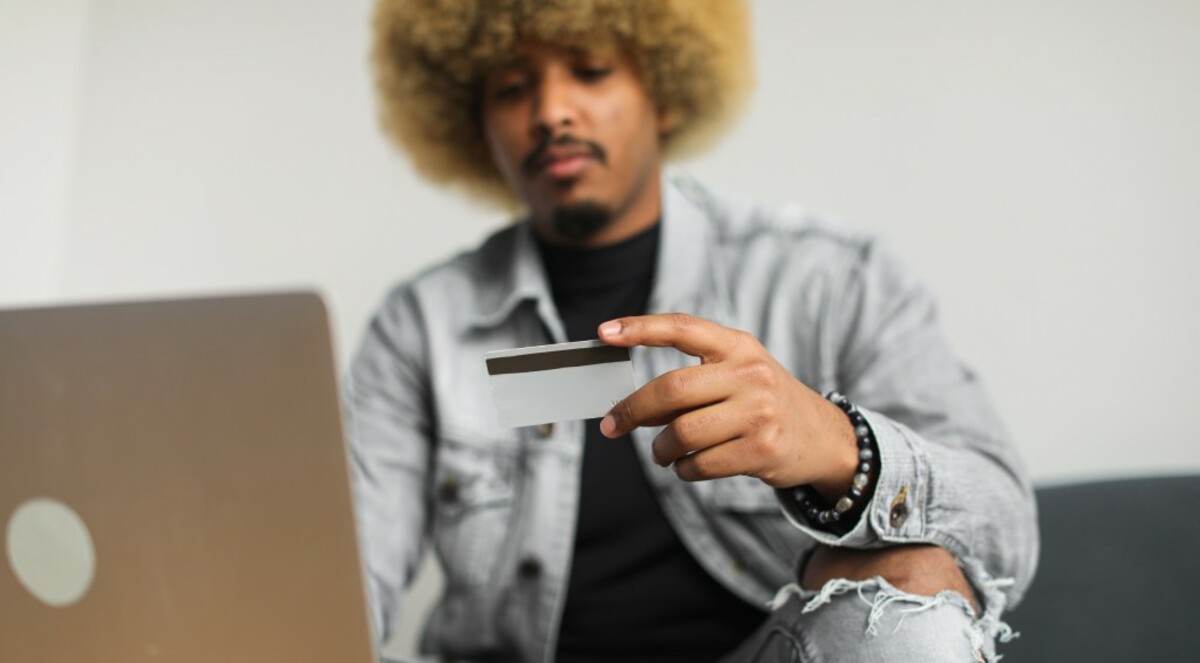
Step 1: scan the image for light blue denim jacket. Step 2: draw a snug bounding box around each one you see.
[345,174,1038,663]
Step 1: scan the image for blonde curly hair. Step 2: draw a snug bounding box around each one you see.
[371,0,753,206]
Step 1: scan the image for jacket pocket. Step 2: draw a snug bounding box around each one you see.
[707,474,783,512]
[703,475,812,579]
[431,428,519,590]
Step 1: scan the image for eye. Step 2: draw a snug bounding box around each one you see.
[574,65,612,82]
[493,81,528,102]
[489,71,532,103]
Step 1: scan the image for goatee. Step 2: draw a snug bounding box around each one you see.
[551,202,613,243]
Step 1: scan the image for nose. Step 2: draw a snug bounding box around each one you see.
[529,69,577,140]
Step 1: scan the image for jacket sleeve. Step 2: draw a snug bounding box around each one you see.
[344,285,434,646]
[776,238,1039,607]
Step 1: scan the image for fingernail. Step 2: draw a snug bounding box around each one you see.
[599,321,622,338]
[600,414,616,437]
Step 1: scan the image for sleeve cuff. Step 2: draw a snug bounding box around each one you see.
[775,406,930,547]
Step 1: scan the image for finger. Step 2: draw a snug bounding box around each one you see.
[672,438,767,482]
[650,402,745,466]
[600,363,734,438]
[597,313,750,362]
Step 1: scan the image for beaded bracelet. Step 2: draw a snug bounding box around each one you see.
[790,391,877,526]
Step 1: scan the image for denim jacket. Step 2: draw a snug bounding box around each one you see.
[345,174,1038,663]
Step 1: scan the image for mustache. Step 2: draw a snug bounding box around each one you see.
[522,134,608,174]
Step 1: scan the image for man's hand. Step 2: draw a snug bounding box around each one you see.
[598,313,861,499]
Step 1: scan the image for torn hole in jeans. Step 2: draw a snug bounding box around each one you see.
[768,574,1016,660]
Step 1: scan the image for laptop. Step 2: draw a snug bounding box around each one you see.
[0,292,378,662]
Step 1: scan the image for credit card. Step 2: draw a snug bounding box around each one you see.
[486,339,635,429]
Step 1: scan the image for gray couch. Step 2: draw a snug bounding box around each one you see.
[1002,475,1200,660]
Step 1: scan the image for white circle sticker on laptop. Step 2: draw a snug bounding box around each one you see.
[5,498,96,607]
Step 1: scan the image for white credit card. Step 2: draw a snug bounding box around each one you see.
[486,339,635,429]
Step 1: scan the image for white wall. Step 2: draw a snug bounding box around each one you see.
[54,0,495,366]
[3,0,1198,656]
[0,0,90,304]
[687,1,1200,486]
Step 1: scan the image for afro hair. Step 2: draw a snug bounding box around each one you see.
[371,0,753,206]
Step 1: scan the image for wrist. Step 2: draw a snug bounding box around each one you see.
[788,392,879,529]
[810,398,861,501]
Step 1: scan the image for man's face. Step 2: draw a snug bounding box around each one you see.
[481,41,667,244]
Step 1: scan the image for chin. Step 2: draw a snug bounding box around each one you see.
[549,199,614,242]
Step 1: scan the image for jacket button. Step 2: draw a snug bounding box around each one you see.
[438,476,459,504]
[535,422,555,438]
[889,485,910,528]
[518,556,542,578]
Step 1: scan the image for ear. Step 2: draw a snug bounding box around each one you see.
[656,106,675,136]
[652,98,672,129]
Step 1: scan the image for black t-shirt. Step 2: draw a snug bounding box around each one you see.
[540,222,764,663]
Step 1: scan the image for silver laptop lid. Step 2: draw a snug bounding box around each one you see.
[0,292,376,663]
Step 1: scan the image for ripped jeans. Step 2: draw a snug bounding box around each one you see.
[719,561,1017,663]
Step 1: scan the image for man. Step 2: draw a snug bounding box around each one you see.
[348,1,1037,661]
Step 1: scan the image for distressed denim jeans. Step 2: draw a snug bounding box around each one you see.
[719,560,1016,663]
[383,568,1015,663]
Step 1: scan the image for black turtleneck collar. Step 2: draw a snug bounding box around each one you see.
[537,221,661,300]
